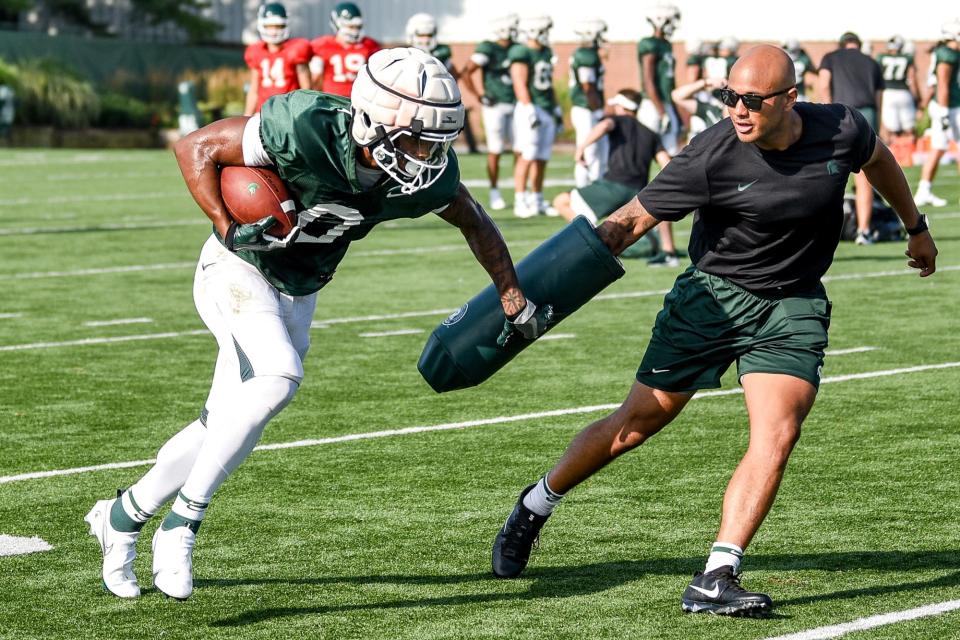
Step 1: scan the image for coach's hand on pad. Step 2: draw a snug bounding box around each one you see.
[226,216,299,252]
[497,300,554,347]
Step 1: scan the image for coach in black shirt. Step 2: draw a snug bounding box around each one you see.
[491,45,937,617]
[819,32,886,245]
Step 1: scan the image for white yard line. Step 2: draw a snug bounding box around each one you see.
[0,192,181,206]
[539,333,576,341]
[0,330,208,353]
[82,318,153,328]
[0,535,53,557]
[0,313,23,319]
[825,346,877,356]
[358,329,424,338]
[763,599,960,640]
[0,262,195,280]
[0,360,956,486]
[312,309,454,329]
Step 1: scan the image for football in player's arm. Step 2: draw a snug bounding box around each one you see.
[243,2,312,116]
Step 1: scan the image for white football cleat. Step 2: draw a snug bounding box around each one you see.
[152,525,196,600]
[84,498,140,598]
[544,206,560,217]
[513,202,538,219]
[914,191,947,207]
[489,188,507,211]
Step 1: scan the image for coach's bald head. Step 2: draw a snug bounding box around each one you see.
[726,45,800,148]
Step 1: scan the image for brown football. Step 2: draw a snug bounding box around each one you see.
[220,166,296,236]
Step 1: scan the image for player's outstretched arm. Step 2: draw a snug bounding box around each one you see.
[173,116,249,239]
[595,197,662,256]
[437,184,527,316]
[861,141,938,277]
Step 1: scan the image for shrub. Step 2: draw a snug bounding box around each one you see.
[95,92,157,128]
[14,58,100,128]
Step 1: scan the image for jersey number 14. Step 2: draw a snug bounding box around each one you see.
[260,58,287,88]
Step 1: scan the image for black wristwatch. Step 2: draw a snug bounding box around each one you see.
[906,214,929,236]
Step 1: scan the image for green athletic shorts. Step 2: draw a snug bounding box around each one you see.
[574,178,639,219]
[636,267,831,392]
[856,106,878,132]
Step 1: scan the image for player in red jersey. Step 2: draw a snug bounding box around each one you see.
[243,2,312,115]
[309,2,381,97]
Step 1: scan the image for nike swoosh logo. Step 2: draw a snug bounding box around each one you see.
[690,584,721,598]
[738,179,759,192]
[651,368,671,374]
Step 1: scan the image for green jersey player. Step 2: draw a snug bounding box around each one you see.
[783,39,816,101]
[569,18,608,188]
[460,14,518,211]
[509,14,558,217]
[877,35,920,144]
[84,47,549,602]
[915,21,960,208]
[406,12,457,78]
[636,3,681,154]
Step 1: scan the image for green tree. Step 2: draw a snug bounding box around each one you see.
[130,0,222,42]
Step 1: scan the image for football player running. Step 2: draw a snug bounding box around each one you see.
[491,44,937,618]
[310,1,381,97]
[243,2,312,116]
[877,35,920,146]
[914,20,960,208]
[509,14,559,218]
[84,48,550,601]
[406,13,457,78]
[636,3,682,154]
[569,18,608,189]
[460,14,519,211]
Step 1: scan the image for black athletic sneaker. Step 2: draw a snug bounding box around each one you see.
[491,484,550,578]
[681,566,773,617]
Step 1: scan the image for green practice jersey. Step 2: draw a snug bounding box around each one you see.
[508,43,557,111]
[473,40,515,105]
[237,91,460,296]
[791,51,814,94]
[637,36,675,102]
[876,53,913,91]
[431,43,454,72]
[569,46,604,109]
[935,46,960,108]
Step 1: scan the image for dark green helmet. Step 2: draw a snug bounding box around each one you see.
[257,2,289,44]
[331,2,363,43]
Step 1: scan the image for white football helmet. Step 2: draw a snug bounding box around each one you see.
[782,39,801,55]
[518,14,552,47]
[406,13,438,53]
[719,36,740,55]
[490,14,518,42]
[886,35,905,52]
[351,48,464,195]
[257,2,289,45]
[942,19,960,42]
[330,1,363,43]
[646,3,681,38]
[574,18,607,46]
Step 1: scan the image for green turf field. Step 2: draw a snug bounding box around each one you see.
[0,148,959,639]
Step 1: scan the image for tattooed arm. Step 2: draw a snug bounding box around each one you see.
[595,197,662,256]
[437,184,527,316]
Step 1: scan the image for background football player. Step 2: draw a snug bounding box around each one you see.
[914,20,960,208]
[783,39,817,102]
[509,14,559,218]
[636,3,682,155]
[876,35,920,146]
[310,1,381,97]
[406,13,456,77]
[460,14,518,211]
[243,2,312,116]
[703,36,739,82]
[569,18,608,189]
[84,47,550,602]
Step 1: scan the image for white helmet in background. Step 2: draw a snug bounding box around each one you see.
[406,13,438,53]
[490,14,518,42]
[886,34,905,52]
[518,14,552,47]
[685,37,703,56]
[351,48,464,194]
[719,36,740,54]
[782,38,801,54]
[942,19,960,42]
[646,3,681,38]
[574,18,607,46]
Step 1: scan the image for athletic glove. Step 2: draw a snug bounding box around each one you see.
[480,95,496,107]
[941,116,951,131]
[225,217,299,252]
[496,300,554,347]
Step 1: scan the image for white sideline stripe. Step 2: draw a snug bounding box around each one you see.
[822,264,960,281]
[0,330,208,352]
[763,599,960,640]
[359,329,424,338]
[825,346,876,356]
[1,262,195,280]
[539,333,576,341]
[0,192,180,206]
[312,309,454,329]
[1,361,957,486]
[0,313,23,319]
[83,318,153,328]
[0,535,53,557]
[0,220,202,237]
[461,178,576,188]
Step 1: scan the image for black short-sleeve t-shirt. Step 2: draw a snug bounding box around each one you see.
[604,116,664,191]
[820,48,885,109]
[638,102,876,296]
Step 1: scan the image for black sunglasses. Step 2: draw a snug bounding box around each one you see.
[716,86,794,112]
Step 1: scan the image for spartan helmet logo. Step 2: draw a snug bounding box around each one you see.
[350,48,465,195]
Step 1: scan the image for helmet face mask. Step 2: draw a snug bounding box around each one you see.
[519,15,552,47]
[406,13,438,53]
[257,2,289,45]
[331,1,363,43]
[351,48,464,195]
[491,14,518,42]
[574,18,607,46]
[646,3,681,38]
